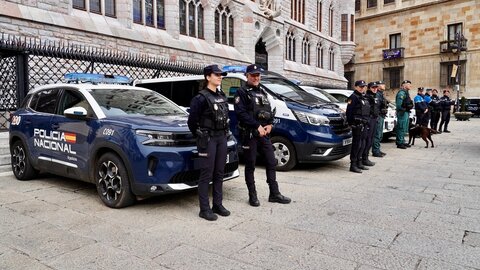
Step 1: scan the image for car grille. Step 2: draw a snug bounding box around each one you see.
[330,144,352,156]
[169,161,239,185]
[172,132,196,146]
[328,116,351,135]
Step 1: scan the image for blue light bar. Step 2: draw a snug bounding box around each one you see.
[289,79,302,85]
[64,73,131,84]
[222,65,247,73]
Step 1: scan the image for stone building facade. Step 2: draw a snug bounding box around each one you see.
[352,0,480,99]
[0,0,355,88]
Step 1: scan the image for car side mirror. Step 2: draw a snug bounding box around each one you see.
[64,107,88,119]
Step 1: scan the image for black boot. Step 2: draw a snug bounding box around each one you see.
[362,158,375,166]
[268,193,291,204]
[350,163,362,173]
[357,161,369,170]
[248,191,260,207]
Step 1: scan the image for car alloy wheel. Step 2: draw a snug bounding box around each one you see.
[11,140,38,180]
[96,153,135,208]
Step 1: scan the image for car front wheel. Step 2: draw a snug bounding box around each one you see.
[95,153,135,208]
[271,136,297,171]
[11,140,38,180]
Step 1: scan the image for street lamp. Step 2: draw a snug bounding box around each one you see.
[451,32,466,112]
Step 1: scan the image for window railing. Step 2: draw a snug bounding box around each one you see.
[439,38,468,53]
[382,47,404,60]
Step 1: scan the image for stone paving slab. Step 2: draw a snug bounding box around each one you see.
[0,119,479,269]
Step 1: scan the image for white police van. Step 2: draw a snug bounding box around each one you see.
[134,66,352,171]
[9,73,239,208]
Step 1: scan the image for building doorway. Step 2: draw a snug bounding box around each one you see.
[255,38,268,70]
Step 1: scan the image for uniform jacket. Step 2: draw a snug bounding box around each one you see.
[346,90,370,125]
[188,88,228,135]
[439,95,455,112]
[414,94,427,111]
[396,88,413,115]
[234,84,274,129]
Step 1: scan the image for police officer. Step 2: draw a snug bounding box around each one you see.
[346,80,371,173]
[361,82,378,167]
[372,80,388,157]
[234,64,291,206]
[188,64,230,221]
[439,89,455,133]
[395,80,413,149]
[414,87,428,126]
[424,88,433,126]
[430,89,441,131]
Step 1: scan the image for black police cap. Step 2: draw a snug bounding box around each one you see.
[401,80,412,85]
[245,64,264,74]
[368,82,378,88]
[204,65,227,76]
[354,80,367,87]
[375,80,385,85]
[418,87,425,91]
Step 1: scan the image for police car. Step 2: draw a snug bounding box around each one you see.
[9,73,239,208]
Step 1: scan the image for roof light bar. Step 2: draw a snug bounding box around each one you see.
[222,65,247,73]
[64,73,131,84]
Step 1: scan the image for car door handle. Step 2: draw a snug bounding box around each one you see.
[51,123,59,130]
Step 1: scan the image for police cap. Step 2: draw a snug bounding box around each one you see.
[245,64,264,75]
[368,82,378,88]
[354,80,367,87]
[204,65,227,77]
[375,80,385,85]
[418,87,424,91]
[401,80,412,85]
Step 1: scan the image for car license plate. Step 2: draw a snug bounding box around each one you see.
[343,138,352,146]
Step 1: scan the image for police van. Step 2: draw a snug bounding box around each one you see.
[9,73,239,208]
[134,66,352,171]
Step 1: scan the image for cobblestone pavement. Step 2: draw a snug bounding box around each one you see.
[1,119,479,270]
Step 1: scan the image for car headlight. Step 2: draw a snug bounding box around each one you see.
[136,130,194,146]
[292,110,329,126]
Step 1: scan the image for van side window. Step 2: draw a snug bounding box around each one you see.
[137,80,205,107]
[221,78,243,104]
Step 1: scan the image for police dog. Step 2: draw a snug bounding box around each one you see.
[408,125,437,148]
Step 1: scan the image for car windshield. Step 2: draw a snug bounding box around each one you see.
[89,88,187,117]
[261,77,324,104]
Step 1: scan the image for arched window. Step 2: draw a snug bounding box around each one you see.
[329,47,335,71]
[179,0,204,38]
[291,0,305,24]
[302,36,310,65]
[285,30,296,61]
[215,5,234,46]
[316,43,324,68]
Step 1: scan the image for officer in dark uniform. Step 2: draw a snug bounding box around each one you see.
[346,80,371,173]
[372,80,388,157]
[234,64,291,206]
[361,82,379,167]
[188,64,230,221]
[439,89,455,133]
[430,89,441,131]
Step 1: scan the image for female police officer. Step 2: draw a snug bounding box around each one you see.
[188,65,230,221]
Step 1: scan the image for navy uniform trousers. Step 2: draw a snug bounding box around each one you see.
[350,124,369,163]
[198,134,227,211]
[243,136,279,194]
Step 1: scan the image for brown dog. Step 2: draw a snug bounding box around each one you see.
[408,126,437,148]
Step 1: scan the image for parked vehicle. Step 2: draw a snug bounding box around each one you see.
[299,86,346,111]
[9,73,239,208]
[322,89,397,134]
[135,67,352,171]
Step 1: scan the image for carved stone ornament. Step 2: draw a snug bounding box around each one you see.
[258,0,281,18]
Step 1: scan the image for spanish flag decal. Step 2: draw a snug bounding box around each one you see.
[64,132,77,144]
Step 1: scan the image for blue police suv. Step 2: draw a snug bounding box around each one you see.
[9,74,239,208]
